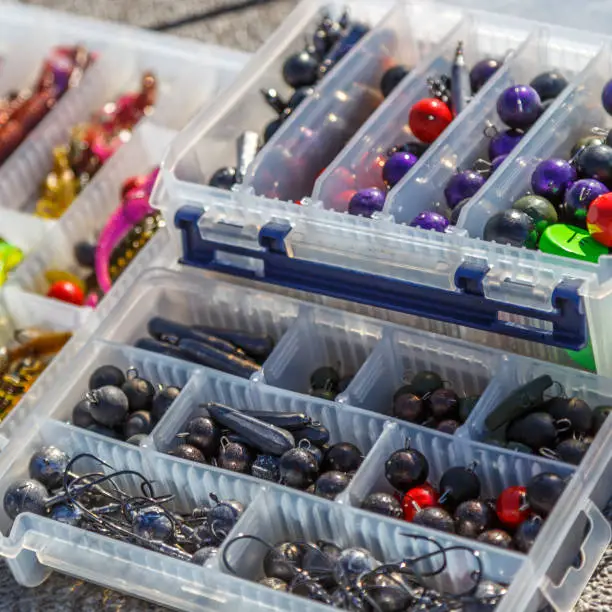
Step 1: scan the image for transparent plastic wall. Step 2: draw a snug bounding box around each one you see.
[243,1,465,202]
[166,0,463,196]
[384,25,598,223]
[312,12,534,212]
[154,1,612,377]
[459,43,612,236]
[0,4,249,443]
[0,4,247,214]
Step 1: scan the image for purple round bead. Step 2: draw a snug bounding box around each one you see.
[602,79,612,116]
[348,187,386,217]
[497,85,543,130]
[410,211,449,232]
[491,155,508,173]
[470,58,502,93]
[564,178,609,226]
[49,56,74,95]
[383,152,418,188]
[530,158,577,204]
[444,170,486,209]
[488,129,523,160]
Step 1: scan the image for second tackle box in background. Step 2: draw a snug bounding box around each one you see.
[0,2,249,426]
[0,1,612,612]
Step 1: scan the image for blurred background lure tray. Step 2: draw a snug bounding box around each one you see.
[2,1,612,612]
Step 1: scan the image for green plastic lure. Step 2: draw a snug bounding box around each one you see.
[0,240,23,285]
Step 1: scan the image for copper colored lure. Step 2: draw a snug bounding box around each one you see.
[3,331,72,366]
[0,357,46,419]
[0,46,93,166]
[36,71,157,219]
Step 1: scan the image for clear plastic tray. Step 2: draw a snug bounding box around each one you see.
[5,122,176,309]
[81,266,612,468]
[460,42,612,236]
[243,1,465,202]
[167,0,463,197]
[156,0,612,378]
[0,3,248,444]
[384,25,598,224]
[0,267,609,612]
[0,0,249,441]
[0,2,247,214]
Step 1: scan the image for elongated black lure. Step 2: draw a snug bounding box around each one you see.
[206,402,295,455]
[485,375,554,432]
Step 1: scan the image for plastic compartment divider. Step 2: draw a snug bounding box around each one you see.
[147,366,387,501]
[244,1,465,202]
[337,324,506,431]
[153,1,612,375]
[385,24,599,223]
[6,122,176,298]
[255,304,382,393]
[498,412,612,611]
[221,487,525,609]
[312,11,536,213]
[0,418,267,611]
[165,0,399,191]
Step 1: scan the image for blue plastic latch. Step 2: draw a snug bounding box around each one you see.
[175,206,588,350]
[258,222,291,254]
[453,262,586,348]
[455,261,489,295]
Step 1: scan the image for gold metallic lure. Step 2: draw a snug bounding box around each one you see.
[36,146,80,218]
[108,212,164,283]
[0,329,72,419]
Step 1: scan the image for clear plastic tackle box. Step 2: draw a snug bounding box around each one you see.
[1,1,612,612]
[1,266,611,612]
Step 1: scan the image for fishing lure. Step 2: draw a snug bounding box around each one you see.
[35,72,157,219]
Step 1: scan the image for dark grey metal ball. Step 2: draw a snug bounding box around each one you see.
[251,454,280,482]
[130,505,173,542]
[50,502,83,526]
[334,547,380,583]
[28,446,70,489]
[4,479,48,520]
[191,546,219,566]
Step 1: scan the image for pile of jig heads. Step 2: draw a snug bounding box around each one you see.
[4,446,246,565]
[223,532,513,611]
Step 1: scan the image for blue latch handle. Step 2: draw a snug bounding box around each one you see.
[175,206,588,350]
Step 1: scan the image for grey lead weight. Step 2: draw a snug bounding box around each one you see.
[451,41,470,117]
[148,316,241,355]
[177,338,260,378]
[205,402,295,455]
